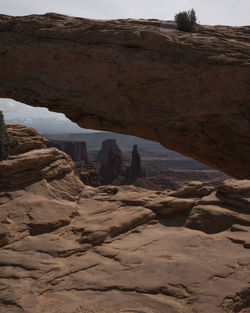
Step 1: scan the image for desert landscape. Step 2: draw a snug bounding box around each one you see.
[46,131,229,190]
[0,8,250,313]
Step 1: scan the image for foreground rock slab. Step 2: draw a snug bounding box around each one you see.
[0,124,250,312]
[0,14,250,178]
[1,176,250,313]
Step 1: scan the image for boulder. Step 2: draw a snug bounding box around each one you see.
[0,148,74,189]
[170,181,213,197]
[185,204,250,234]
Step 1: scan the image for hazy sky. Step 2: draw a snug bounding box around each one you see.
[0,99,67,120]
[0,0,249,122]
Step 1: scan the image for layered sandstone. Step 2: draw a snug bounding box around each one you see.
[0,14,249,178]
[7,123,49,154]
[0,124,74,189]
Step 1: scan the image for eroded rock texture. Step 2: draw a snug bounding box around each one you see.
[75,162,101,187]
[0,123,250,313]
[0,14,249,178]
[0,124,74,189]
[7,123,48,155]
[0,114,17,160]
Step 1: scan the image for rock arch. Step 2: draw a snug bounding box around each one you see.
[0,13,249,178]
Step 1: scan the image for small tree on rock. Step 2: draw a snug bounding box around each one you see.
[175,9,197,32]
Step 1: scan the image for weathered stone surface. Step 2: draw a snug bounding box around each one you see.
[1,173,250,312]
[0,124,75,189]
[0,148,74,189]
[227,226,250,249]
[146,196,196,216]
[7,123,49,155]
[0,14,249,178]
[218,179,250,195]
[185,204,250,233]
[75,162,101,187]
[1,178,250,313]
[170,180,213,197]
[199,190,223,205]
[216,179,250,212]
[0,223,11,247]
[27,197,78,235]
[0,112,17,160]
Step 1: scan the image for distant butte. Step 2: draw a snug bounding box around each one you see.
[0,13,249,178]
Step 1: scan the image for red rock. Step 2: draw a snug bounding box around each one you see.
[7,124,49,155]
[0,14,249,178]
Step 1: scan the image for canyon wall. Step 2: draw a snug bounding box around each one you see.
[0,14,249,178]
[96,139,122,163]
[50,140,89,163]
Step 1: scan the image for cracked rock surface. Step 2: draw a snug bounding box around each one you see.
[0,125,250,313]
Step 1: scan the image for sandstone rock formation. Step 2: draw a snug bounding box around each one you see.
[96,139,122,163]
[0,14,249,178]
[1,123,250,313]
[49,139,102,187]
[99,144,149,187]
[99,149,122,184]
[7,123,48,155]
[50,140,89,163]
[1,174,250,312]
[0,113,17,160]
[74,162,101,187]
[126,144,145,183]
[0,124,74,189]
